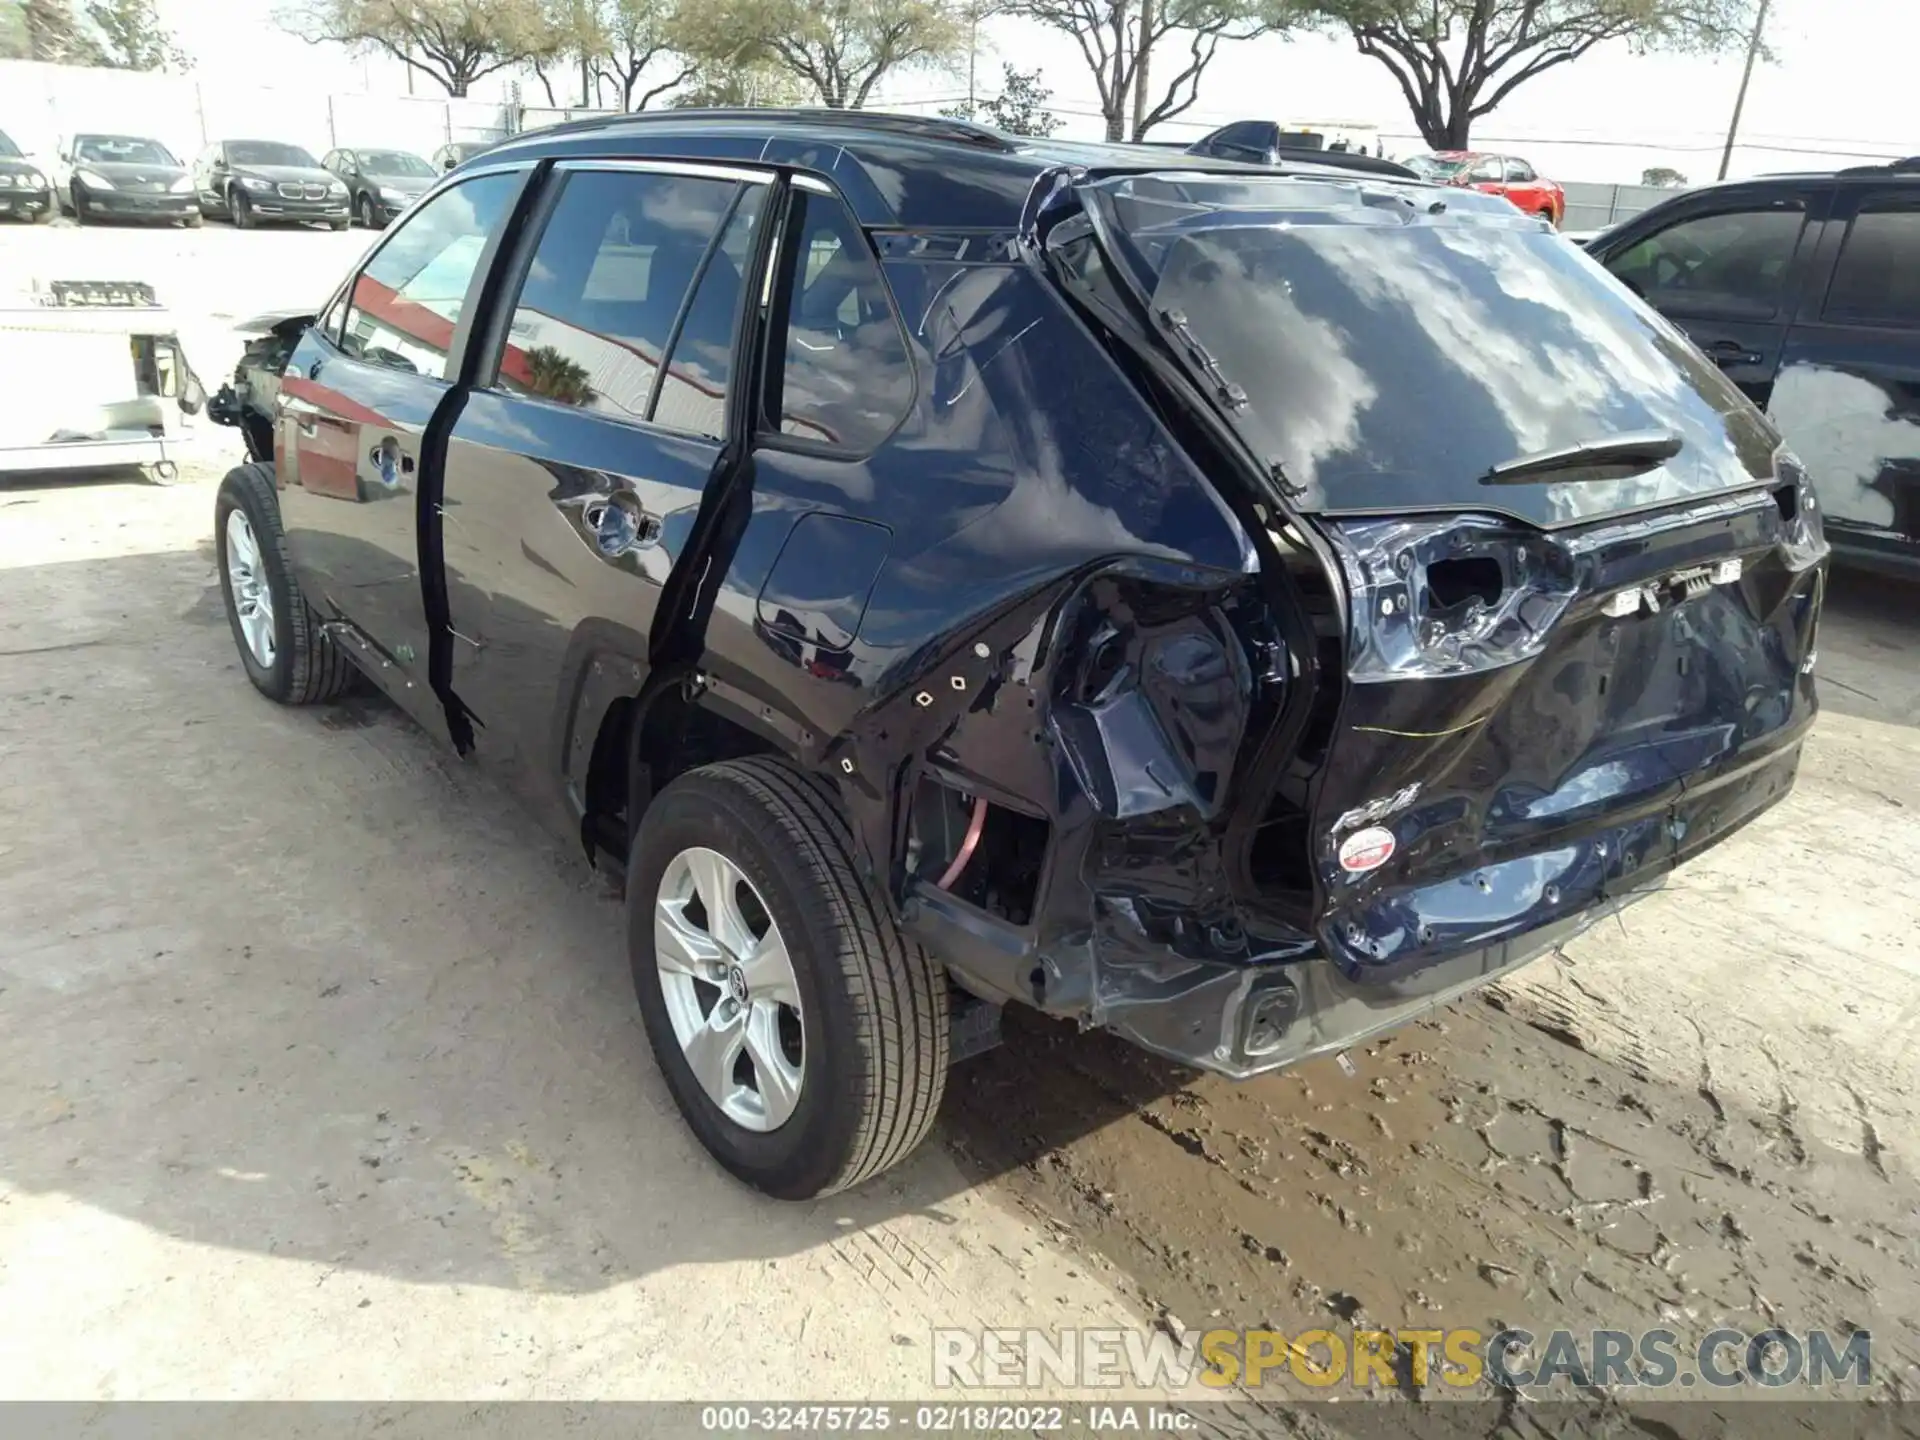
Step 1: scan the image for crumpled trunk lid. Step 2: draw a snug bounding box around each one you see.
[1307,483,1825,979]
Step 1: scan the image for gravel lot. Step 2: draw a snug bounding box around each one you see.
[3,218,1917,1415]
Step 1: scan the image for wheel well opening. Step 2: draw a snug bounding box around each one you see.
[581,686,782,868]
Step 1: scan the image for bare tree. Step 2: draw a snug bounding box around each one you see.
[285,0,563,97]
[1012,0,1290,142]
[1305,0,1757,151]
[589,0,697,109]
[676,0,968,109]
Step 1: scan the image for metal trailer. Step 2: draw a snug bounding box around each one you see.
[0,279,204,480]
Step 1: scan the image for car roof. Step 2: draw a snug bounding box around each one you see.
[478,108,1433,230]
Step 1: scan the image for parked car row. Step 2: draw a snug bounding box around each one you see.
[0,127,496,229]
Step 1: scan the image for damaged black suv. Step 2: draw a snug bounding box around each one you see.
[210,110,1826,1200]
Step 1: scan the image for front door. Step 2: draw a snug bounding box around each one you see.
[276,169,524,733]
[438,163,768,826]
[1594,184,1832,409]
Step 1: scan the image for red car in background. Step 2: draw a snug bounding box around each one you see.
[1408,151,1565,226]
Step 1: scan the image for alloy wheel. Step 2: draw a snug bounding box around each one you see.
[224,508,277,668]
[654,846,805,1132]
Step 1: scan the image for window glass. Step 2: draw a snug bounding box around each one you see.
[1607,205,1805,320]
[76,136,177,166]
[340,172,518,375]
[498,169,738,419]
[653,190,765,439]
[769,191,913,450]
[1505,159,1534,182]
[1823,204,1920,328]
[227,140,319,168]
[1468,157,1503,182]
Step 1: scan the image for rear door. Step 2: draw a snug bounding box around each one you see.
[1771,183,1920,564]
[437,161,766,823]
[1593,182,1832,408]
[276,167,525,734]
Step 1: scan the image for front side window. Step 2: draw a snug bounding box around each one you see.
[1823,202,1920,329]
[497,168,742,420]
[766,190,913,451]
[340,173,519,374]
[1607,204,1806,320]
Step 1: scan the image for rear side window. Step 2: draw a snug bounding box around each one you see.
[1506,159,1535,183]
[498,169,739,421]
[1607,205,1805,320]
[766,190,912,451]
[1823,202,1920,328]
[339,172,518,375]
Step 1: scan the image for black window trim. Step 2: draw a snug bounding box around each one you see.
[1816,187,1920,331]
[467,156,775,442]
[317,160,537,381]
[1603,192,1817,323]
[751,171,920,464]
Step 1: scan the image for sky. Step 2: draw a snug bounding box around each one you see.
[151,0,1915,186]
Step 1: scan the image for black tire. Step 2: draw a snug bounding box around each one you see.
[214,463,355,705]
[72,187,90,225]
[184,211,203,228]
[230,188,253,229]
[628,757,949,1199]
[355,193,374,228]
[329,218,350,231]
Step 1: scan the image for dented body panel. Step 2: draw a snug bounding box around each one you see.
[241,113,1825,1081]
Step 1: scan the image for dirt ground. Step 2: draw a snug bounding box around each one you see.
[4,222,1918,1418]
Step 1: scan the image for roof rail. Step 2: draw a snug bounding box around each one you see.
[512,107,1018,154]
[1838,155,1920,176]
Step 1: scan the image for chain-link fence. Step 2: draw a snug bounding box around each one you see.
[0,59,615,166]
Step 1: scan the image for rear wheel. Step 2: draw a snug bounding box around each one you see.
[628,757,950,1199]
[183,211,203,228]
[215,463,355,705]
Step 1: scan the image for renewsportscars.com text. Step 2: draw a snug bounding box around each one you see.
[932,1326,1872,1391]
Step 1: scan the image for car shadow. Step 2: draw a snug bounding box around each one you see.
[1815,562,1920,729]
[0,542,1161,1302]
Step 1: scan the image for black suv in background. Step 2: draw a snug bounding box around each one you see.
[1586,158,1920,576]
[209,110,1824,1200]
[192,139,349,229]
[322,146,437,228]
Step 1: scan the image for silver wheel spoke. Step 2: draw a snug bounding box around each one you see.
[682,1002,746,1106]
[655,902,724,978]
[739,929,800,1010]
[743,1000,803,1129]
[685,848,754,957]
